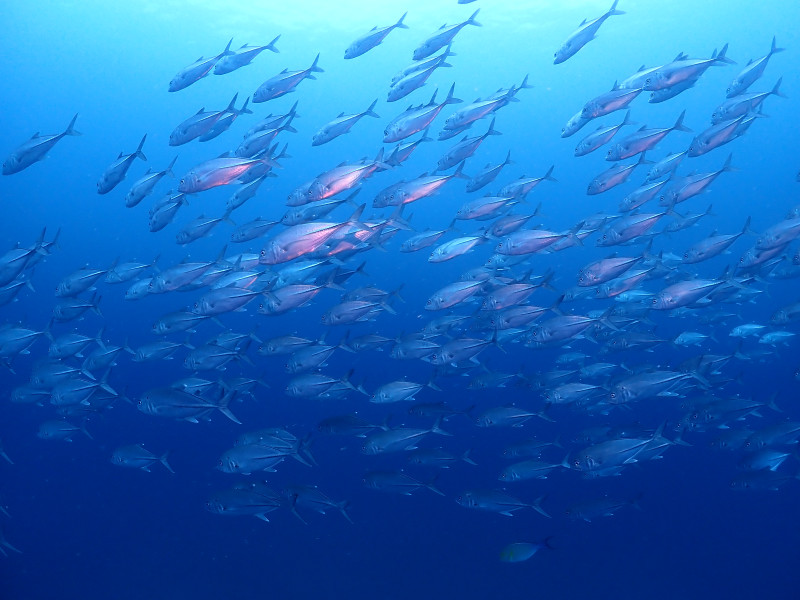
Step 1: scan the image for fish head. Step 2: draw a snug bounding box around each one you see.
[650,293,671,310]
[412,46,428,61]
[644,72,664,90]
[361,440,378,455]
[2,155,20,175]
[608,385,630,405]
[178,171,198,193]
[475,414,493,427]
[596,230,619,247]
[606,146,621,161]
[344,45,356,60]
[217,454,240,473]
[455,493,475,508]
[587,180,604,195]
[425,296,441,311]
[498,469,514,482]
[168,74,187,92]
[553,44,569,64]
[259,242,284,266]
[205,498,227,514]
[136,393,156,415]
[307,182,326,203]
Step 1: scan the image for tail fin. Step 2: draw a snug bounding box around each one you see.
[768,36,785,56]
[608,0,626,16]
[672,110,692,133]
[134,134,148,162]
[484,117,501,137]
[395,11,409,29]
[443,83,463,105]
[160,451,175,474]
[164,156,178,177]
[216,389,242,424]
[309,53,324,74]
[714,43,736,65]
[224,93,239,113]
[266,34,281,53]
[64,113,81,136]
[239,97,253,115]
[466,9,481,27]
[770,77,787,99]
[532,495,551,518]
[364,98,380,119]
[541,164,558,182]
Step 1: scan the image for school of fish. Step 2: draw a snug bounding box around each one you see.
[2,1,799,563]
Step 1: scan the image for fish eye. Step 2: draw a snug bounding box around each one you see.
[610,392,616,398]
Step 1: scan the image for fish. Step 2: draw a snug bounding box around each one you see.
[124,157,177,208]
[384,84,463,143]
[363,471,443,496]
[206,484,282,521]
[412,9,481,61]
[726,36,784,97]
[500,539,554,562]
[96,134,147,194]
[253,53,324,102]
[345,12,408,59]
[312,100,380,146]
[554,0,625,64]
[575,111,632,157]
[605,111,691,161]
[456,489,550,518]
[111,444,174,473]
[169,38,233,91]
[178,156,277,194]
[644,44,736,91]
[169,95,241,146]
[3,114,81,175]
[213,36,280,74]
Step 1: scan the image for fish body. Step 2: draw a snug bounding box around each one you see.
[345,12,409,59]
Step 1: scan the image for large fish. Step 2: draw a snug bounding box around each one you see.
[345,12,408,59]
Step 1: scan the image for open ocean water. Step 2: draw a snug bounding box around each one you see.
[1,1,800,598]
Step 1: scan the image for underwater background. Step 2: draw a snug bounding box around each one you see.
[1,1,800,598]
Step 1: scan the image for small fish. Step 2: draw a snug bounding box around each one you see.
[345,13,409,59]
[3,114,81,175]
[500,538,554,562]
[111,444,174,473]
[554,0,625,64]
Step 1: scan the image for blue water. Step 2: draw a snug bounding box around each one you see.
[2,1,800,598]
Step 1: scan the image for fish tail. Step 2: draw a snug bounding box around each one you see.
[430,416,453,437]
[225,93,239,113]
[532,495,551,518]
[309,52,324,74]
[673,110,692,133]
[79,420,94,440]
[267,34,281,53]
[542,164,558,182]
[608,0,625,15]
[337,500,354,524]
[239,97,253,115]
[364,98,381,119]
[443,83,462,105]
[467,8,481,27]
[713,43,736,65]
[769,36,785,56]
[216,389,242,424]
[164,156,178,178]
[485,117,501,137]
[461,448,477,466]
[395,11,409,29]
[134,134,148,162]
[771,77,787,98]
[160,451,175,474]
[64,113,82,136]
